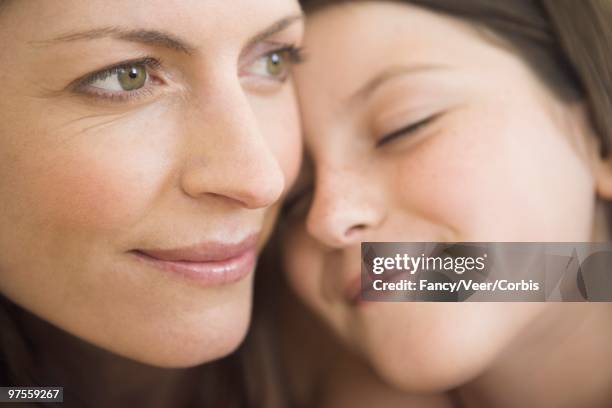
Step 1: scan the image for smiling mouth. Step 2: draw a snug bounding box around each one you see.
[346,270,414,306]
[129,233,259,287]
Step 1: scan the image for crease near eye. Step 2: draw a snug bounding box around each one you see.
[376,112,442,147]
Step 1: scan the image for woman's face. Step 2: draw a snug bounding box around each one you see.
[284,2,611,392]
[0,0,303,367]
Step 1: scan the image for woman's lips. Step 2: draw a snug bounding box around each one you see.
[130,233,259,287]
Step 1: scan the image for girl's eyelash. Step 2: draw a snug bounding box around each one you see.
[376,113,442,147]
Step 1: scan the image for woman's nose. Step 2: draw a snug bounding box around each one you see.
[179,80,286,210]
[305,168,385,248]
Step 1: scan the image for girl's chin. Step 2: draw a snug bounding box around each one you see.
[362,343,494,393]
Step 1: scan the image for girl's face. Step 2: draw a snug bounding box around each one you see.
[0,0,303,367]
[284,2,612,392]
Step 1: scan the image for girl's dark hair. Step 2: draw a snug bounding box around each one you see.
[300,0,612,154]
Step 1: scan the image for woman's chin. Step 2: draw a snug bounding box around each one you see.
[55,295,253,369]
[104,318,250,369]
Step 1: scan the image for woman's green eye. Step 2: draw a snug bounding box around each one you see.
[247,50,292,80]
[266,52,286,77]
[117,65,147,90]
[89,63,149,92]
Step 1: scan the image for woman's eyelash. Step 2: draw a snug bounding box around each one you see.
[69,45,303,102]
[280,45,306,64]
[376,113,441,147]
[261,44,306,68]
[71,57,162,89]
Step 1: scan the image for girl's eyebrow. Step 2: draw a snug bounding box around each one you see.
[347,64,451,105]
[30,14,304,55]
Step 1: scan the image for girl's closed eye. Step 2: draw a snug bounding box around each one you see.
[376,112,442,148]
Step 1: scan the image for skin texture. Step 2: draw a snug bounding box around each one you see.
[283,2,612,407]
[0,0,303,370]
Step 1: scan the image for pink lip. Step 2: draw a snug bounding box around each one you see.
[130,233,259,287]
[348,245,442,305]
[346,269,413,306]
[346,274,373,307]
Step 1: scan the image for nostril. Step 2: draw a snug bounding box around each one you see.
[345,224,367,238]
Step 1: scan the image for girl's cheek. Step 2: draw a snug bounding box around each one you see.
[394,110,594,241]
[391,125,493,238]
[284,230,319,300]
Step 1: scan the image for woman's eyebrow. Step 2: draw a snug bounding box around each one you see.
[30,14,303,55]
[32,27,197,54]
[245,14,304,49]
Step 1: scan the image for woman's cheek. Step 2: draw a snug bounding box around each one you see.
[36,154,160,230]
[22,113,178,232]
